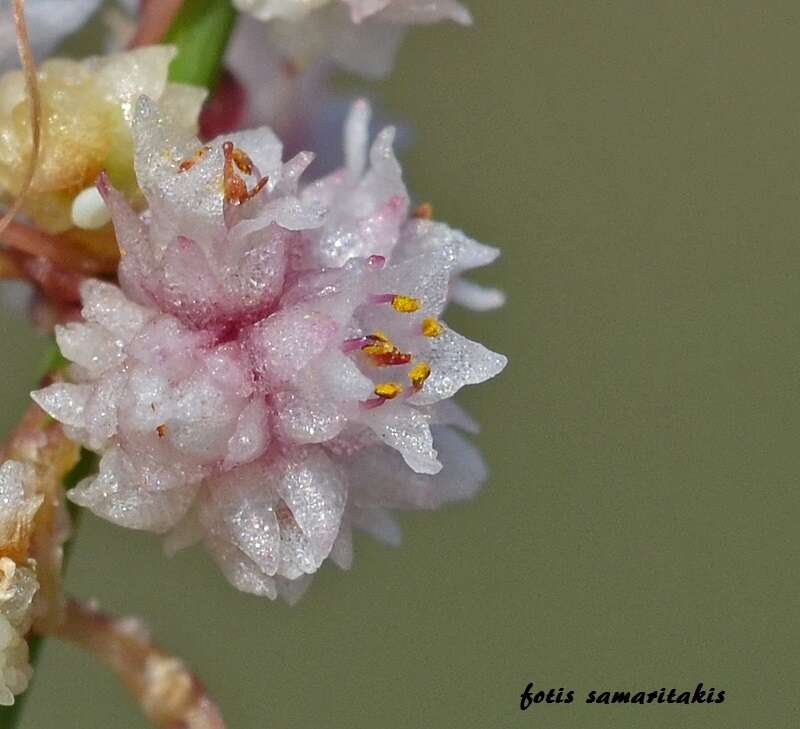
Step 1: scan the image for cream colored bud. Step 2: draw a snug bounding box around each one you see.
[71,186,112,230]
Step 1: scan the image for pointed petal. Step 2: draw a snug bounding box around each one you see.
[223,397,270,468]
[55,322,124,377]
[450,278,506,311]
[200,464,281,576]
[204,534,278,599]
[31,383,92,429]
[368,407,441,474]
[350,506,402,546]
[347,426,486,509]
[275,574,314,605]
[79,279,152,342]
[275,447,347,567]
[329,518,353,570]
[68,447,198,533]
[413,328,507,405]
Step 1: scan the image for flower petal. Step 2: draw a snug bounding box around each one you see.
[413,328,507,405]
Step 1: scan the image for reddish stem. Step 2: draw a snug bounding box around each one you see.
[53,599,227,729]
[1,219,117,274]
[129,0,186,47]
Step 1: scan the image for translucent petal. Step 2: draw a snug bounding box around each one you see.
[223,397,270,468]
[350,506,402,546]
[80,279,152,342]
[167,372,244,462]
[430,400,479,434]
[329,518,353,569]
[68,447,198,533]
[344,98,371,179]
[232,0,329,22]
[275,447,347,566]
[450,278,506,311]
[203,534,278,599]
[247,307,338,386]
[266,4,405,78]
[371,248,454,317]
[413,328,507,405]
[275,574,314,605]
[30,383,92,429]
[397,219,499,274]
[89,46,176,124]
[55,322,124,377]
[201,465,280,576]
[0,462,26,513]
[272,391,345,444]
[347,426,486,509]
[367,406,440,474]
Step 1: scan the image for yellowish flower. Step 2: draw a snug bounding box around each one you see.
[0,45,205,246]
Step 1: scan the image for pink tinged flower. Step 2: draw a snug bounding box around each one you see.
[297,101,505,309]
[31,100,506,601]
[100,96,324,331]
[258,240,506,475]
[296,99,408,269]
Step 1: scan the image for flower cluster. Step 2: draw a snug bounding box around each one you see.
[0,461,41,705]
[31,96,505,601]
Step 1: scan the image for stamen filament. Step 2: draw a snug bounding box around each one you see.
[368,294,422,313]
[222,142,269,206]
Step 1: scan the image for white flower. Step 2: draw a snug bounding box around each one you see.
[234,0,472,77]
[31,99,506,602]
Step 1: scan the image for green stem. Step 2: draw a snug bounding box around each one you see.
[165,0,238,90]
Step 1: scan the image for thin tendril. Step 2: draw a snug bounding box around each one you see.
[0,0,42,239]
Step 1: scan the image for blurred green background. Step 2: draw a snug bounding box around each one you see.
[2,0,798,726]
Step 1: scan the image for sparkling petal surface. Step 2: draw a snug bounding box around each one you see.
[36,97,505,601]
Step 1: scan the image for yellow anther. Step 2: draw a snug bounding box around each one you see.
[422,317,444,337]
[408,362,432,390]
[362,331,394,356]
[360,331,413,366]
[391,295,421,313]
[374,383,403,399]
